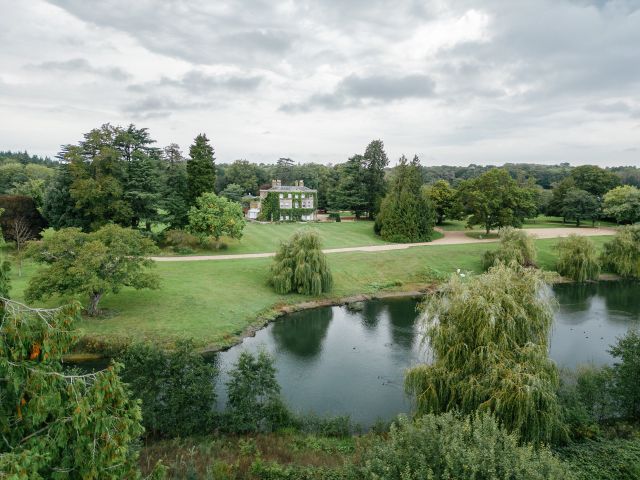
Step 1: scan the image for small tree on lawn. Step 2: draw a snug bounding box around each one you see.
[562,188,600,227]
[12,216,32,276]
[25,224,160,316]
[0,299,149,479]
[188,192,246,243]
[482,228,537,271]
[270,230,332,295]
[556,235,600,282]
[601,225,640,279]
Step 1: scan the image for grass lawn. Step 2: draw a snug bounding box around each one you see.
[439,215,616,233]
[162,221,388,255]
[9,235,613,352]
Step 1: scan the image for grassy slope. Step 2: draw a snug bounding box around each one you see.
[440,216,617,231]
[10,235,612,351]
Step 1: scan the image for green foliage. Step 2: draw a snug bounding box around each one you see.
[571,164,620,197]
[481,228,537,270]
[0,260,10,299]
[188,192,246,241]
[562,188,600,227]
[359,413,569,480]
[220,182,246,203]
[329,155,369,217]
[363,139,389,219]
[225,350,291,433]
[457,168,538,234]
[423,179,459,225]
[222,159,265,195]
[259,190,318,222]
[0,195,47,241]
[609,329,640,420]
[558,438,640,480]
[187,133,216,205]
[603,185,640,224]
[0,299,145,479]
[556,235,601,282]
[25,224,160,315]
[164,229,201,250]
[376,155,435,243]
[119,340,218,438]
[601,225,640,278]
[270,230,332,295]
[162,158,190,229]
[405,263,563,443]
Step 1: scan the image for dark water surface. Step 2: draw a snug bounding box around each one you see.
[217,281,640,427]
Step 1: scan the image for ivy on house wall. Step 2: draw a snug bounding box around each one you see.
[258,191,318,222]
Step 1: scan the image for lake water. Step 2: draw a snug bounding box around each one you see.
[217,281,640,427]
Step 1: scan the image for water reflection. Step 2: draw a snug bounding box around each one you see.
[217,282,640,427]
[271,308,332,360]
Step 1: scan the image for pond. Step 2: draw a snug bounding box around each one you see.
[217,281,640,428]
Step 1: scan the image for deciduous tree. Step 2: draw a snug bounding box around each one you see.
[423,179,458,225]
[188,192,246,242]
[25,224,160,315]
[562,188,600,227]
[603,185,640,224]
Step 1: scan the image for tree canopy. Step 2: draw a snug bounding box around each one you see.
[25,224,160,315]
[186,133,216,205]
[457,168,537,234]
[405,263,563,443]
[603,185,640,224]
[601,225,640,279]
[0,299,147,479]
[376,155,435,243]
[423,179,458,225]
[363,139,389,219]
[562,188,600,227]
[188,192,246,242]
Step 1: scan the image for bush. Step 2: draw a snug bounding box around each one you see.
[558,438,640,480]
[0,194,47,241]
[609,329,640,421]
[270,230,332,295]
[556,235,601,282]
[601,225,640,278]
[358,413,569,479]
[164,229,200,249]
[119,340,218,438]
[328,212,341,222]
[482,228,537,270]
[224,350,293,433]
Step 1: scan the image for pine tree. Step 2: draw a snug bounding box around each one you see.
[363,139,389,219]
[376,155,435,242]
[186,133,216,205]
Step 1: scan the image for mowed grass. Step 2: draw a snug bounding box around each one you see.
[162,221,389,255]
[9,235,613,351]
[440,216,617,232]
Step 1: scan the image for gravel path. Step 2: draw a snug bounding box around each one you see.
[151,227,616,262]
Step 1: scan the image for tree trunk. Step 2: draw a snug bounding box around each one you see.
[576,218,581,227]
[486,225,491,235]
[87,292,103,316]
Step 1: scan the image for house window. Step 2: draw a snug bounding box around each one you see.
[285,215,289,220]
[279,215,283,221]
[279,193,283,199]
[294,202,298,208]
[288,193,292,198]
[301,194,306,199]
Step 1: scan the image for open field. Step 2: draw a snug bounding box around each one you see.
[9,234,614,351]
[439,215,617,232]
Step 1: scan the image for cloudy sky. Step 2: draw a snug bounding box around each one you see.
[1,0,639,166]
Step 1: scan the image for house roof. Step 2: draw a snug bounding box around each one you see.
[261,185,317,192]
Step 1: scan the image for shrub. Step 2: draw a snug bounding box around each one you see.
[0,194,47,241]
[482,228,537,270]
[358,413,569,479]
[609,329,640,421]
[601,225,640,278]
[270,230,332,295]
[558,438,640,480]
[328,212,341,222]
[225,350,293,433]
[556,235,601,282]
[164,229,200,249]
[119,340,218,438]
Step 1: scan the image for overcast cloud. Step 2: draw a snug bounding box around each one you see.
[0,0,639,165]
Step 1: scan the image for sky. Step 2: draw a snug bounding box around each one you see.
[1,0,639,167]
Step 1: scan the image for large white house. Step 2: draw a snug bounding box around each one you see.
[247,179,317,221]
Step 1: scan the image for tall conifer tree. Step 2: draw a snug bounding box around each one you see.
[186,133,216,205]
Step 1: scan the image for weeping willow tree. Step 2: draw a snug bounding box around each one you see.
[482,228,537,271]
[601,225,640,279]
[405,263,563,444]
[270,229,332,295]
[556,235,600,282]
